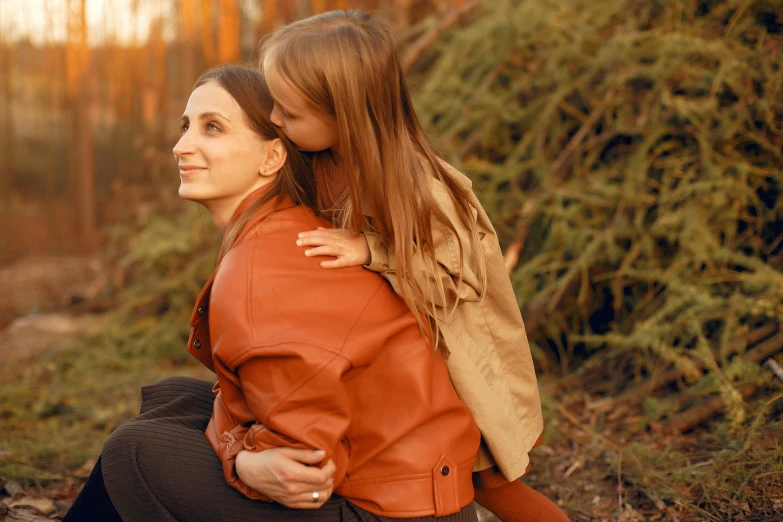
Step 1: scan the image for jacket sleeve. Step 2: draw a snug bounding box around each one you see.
[215,345,352,500]
[364,185,484,314]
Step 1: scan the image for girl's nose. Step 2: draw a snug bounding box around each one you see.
[270,105,284,128]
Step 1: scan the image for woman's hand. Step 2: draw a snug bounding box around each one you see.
[235,447,336,509]
[296,228,371,268]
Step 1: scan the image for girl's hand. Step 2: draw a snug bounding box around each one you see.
[235,447,335,509]
[296,228,371,268]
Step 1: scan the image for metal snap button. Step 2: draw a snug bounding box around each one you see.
[440,465,450,476]
[197,306,205,315]
[193,340,202,349]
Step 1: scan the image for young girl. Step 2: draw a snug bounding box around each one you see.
[260,10,570,522]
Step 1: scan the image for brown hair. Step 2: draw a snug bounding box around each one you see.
[193,64,316,260]
[261,11,485,346]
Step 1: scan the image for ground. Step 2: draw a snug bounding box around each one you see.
[1,256,781,521]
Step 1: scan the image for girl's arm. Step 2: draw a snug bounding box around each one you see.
[368,185,484,315]
[298,186,484,314]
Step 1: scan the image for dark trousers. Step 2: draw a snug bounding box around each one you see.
[63,377,478,522]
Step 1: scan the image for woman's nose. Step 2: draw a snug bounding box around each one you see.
[173,131,195,157]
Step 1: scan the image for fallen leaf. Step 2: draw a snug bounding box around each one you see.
[1,480,23,497]
[8,497,56,515]
[74,458,97,478]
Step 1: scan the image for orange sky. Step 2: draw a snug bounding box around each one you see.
[0,0,176,45]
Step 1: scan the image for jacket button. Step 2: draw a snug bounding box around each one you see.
[440,465,450,476]
[193,340,202,349]
[197,306,205,315]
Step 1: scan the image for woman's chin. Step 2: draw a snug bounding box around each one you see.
[178,183,208,203]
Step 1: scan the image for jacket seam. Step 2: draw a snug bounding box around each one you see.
[334,278,386,357]
[260,351,351,427]
[338,456,476,488]
[475,300,527,454]
[432,182,460,272]
[247,231,257,343]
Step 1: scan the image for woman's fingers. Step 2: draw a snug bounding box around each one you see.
[321,459,337,477]
[284,486,334,509]
[285,461,335,487]
[279,447,325,465]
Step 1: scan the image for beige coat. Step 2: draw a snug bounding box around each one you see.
[364,162,543,481]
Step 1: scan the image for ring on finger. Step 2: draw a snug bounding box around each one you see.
[312,491,319,503]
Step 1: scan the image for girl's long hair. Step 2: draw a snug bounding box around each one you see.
[260,11,486,347]
[194,65,316,261]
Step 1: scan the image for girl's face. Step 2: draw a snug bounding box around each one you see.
[265,65,339,155]
[173,81,276,216]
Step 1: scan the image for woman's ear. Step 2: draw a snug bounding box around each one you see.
[260,138,287,177]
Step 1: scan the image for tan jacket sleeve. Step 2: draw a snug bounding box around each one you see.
[214,344,352,500]
[364,184,484,315]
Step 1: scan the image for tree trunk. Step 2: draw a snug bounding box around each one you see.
[201,0,216,66]
[0,37,13,198]
[179,0,198,95]
[218,0,241,64]
[67,0,97,250]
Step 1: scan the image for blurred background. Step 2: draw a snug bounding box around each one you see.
[1,0,782,520]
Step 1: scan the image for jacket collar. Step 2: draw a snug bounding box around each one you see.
[221,185,297,255]
[187,185,299,369]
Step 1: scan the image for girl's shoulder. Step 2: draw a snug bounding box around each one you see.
[423,156,474,194]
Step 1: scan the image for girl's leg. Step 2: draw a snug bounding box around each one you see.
[61,457,122,522]
[341,501,479,522]
[474,480,570,522]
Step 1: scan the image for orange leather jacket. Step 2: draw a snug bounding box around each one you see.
[186,189,481,518]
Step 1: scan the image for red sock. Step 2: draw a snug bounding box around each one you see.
[474,479,570,522]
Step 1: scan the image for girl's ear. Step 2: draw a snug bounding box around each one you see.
[260,138,287,177]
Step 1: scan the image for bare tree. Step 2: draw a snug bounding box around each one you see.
[179,0,198,95]
[0,29,13,199]
[67,0,96,249]
[218,0,241,63]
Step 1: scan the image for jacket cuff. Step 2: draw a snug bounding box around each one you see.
[363,232,390,273]
[219,428,273,502]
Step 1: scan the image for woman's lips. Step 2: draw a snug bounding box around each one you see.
[179,166,206,177]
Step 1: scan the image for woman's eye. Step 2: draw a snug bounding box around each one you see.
[180,123,189,134]
[207,123,220,131]
[282,110,292,119]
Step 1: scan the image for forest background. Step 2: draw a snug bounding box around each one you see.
[0,0,782,521]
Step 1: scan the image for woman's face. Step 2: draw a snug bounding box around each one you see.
[173,80,274,212]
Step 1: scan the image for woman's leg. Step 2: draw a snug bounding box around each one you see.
[100,376,345,522]
[61,457,122,522]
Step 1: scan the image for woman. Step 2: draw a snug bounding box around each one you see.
[63,64,481,521]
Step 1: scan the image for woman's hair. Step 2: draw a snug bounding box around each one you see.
[260,10,485,347]
[193,65,316,260]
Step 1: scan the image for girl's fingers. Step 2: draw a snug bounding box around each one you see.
[304,246,341,258]
[320,258,348,269]
[296,235,337,247]
[321,257,362,269]
[298,228,353,240]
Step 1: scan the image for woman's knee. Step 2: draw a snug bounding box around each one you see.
[102,419,145,457]
[139,376,214,415]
